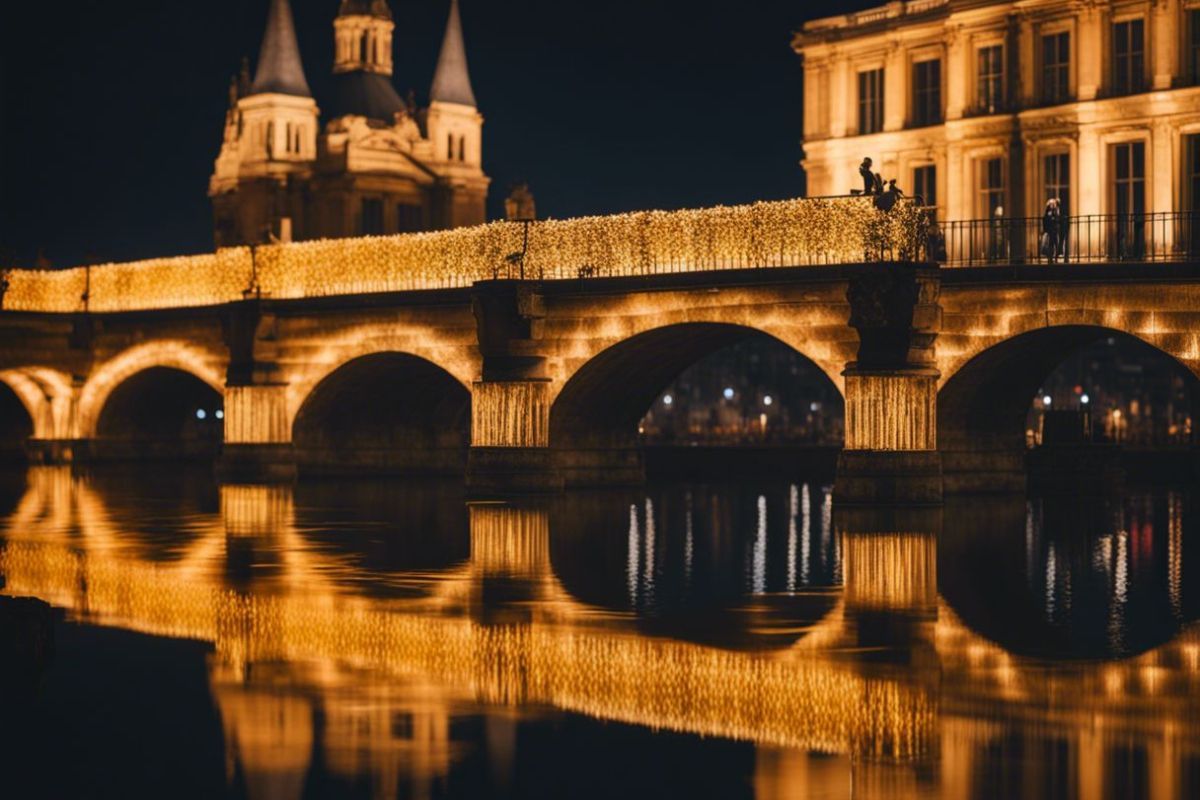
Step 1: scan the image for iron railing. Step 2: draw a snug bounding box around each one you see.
[936,212,1200,267]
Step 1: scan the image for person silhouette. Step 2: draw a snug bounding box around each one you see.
[859,158,874,194]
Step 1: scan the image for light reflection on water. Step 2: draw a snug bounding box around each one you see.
[0,466,1198,799]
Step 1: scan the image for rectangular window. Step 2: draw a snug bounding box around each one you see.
[1186,135,1200,212]
[1041,32,1070,104]
[1186,135,1200,258]
[1190,11,1200,83]
[1112,142,1145,216]
[913,165,937,208]
[1112,19,1145,95]
[912,59,942,126]
[1043,153,1070,215]
[978,157,1006,217]
[977,45,1004,113]
[360,198,384,235]
[1111,141,1146,258]
[396,204,423,233]
[857,68,884,135]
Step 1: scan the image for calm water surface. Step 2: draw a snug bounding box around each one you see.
[1,466,1197,799]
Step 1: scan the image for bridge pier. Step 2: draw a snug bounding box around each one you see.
[216,384,296,483]
[834,265,943,506]
[465,280,562,496]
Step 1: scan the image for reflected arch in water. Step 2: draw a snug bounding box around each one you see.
[549,323,846,485]
[291,352,471,475]
[938,325,1200,491]
[939,491,1198,659]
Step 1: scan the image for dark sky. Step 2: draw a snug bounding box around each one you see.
[0,0,864,267]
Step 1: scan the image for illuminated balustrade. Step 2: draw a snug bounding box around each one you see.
[0,199,927,314]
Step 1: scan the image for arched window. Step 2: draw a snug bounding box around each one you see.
[448,133,455,160]
[458,136,466,162]
[285,122,293,153]
[360,31,370,64]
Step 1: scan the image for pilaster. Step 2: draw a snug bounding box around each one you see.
[1077,5,1103,101]
[1152,0,1178,90]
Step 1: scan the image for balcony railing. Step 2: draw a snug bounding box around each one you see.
[936,212,1200,267]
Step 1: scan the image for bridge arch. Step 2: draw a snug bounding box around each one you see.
[0,367,73,440]
[0,377,35,459]
[549,322,845,484]
[78,341,227,439]
[291,351,471,475]
[938,325,1200,489]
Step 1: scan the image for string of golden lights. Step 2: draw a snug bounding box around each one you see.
[1,198,928,313]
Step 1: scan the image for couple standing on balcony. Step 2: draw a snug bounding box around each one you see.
[1041,198,1069,263]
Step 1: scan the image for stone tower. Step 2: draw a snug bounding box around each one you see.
[210,0,319,246]
[210,0,490,247]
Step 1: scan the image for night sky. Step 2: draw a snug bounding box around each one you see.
[0,0,868,267]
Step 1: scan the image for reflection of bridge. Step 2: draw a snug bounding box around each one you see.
[2,468,1198,798]
[0,200,1197,500]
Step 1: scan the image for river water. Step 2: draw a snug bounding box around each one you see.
[1,466,1197,799]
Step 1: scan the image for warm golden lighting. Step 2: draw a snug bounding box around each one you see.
[1,198,926,313]
[844,374,937,450]
[471,381,550,447]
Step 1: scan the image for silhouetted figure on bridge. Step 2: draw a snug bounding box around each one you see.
[1042,198,1061,264]
[858,158,875,195]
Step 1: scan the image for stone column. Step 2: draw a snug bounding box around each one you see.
[466,280,562,495]
[835,265,942,505]
[217,298,295,483]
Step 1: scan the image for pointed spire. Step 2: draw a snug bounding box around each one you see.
[251,0,312,97]
[430,0,477,107]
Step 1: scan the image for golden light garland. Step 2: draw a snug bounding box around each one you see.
[1,198,928,313]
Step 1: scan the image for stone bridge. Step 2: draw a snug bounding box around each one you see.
[0,200,1198,500]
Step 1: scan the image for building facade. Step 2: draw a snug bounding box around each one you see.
[794,0,1200,223]
[210,0,489,247]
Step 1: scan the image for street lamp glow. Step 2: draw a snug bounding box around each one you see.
[723,387,734,400]
[763,395,773,407]
[215,409,225,420]
[196,409,207,420]
[1042,395,1052,407]
[662,394,673,407]
[1080,394,1089,405]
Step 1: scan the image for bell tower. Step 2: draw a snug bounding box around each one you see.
[333,0,394,75]
[210,0,319,246]
[426,0,488,228]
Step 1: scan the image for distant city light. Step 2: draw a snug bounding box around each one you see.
[662,394,673,407]
[1042,395,1052,407]
[763,395,774,406]
[196,409,207,420]
[723,387,735,399]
